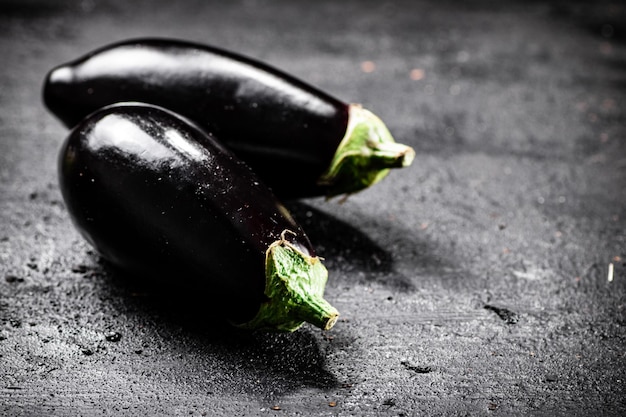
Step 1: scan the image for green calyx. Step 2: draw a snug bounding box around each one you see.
[239,230,339,332]
[318,104,415,198]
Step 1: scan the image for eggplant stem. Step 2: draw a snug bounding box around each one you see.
[238,230,339,332]
[318,104,415,198]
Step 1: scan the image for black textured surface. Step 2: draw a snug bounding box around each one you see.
[1,0,625,415]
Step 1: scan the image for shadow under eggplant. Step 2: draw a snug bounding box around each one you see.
[285,201,448,293]
[90,256,341,401]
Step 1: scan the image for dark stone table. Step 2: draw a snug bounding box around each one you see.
[1,0,625,415]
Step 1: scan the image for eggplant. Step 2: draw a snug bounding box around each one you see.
[58,102,338,332]
[44,38,415,199]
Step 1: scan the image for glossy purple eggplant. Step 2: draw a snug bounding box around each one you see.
[45,38,414,198]
[58,102,338,331]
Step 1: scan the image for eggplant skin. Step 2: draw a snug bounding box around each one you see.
[46,38,350,198]
[59,102,316,324]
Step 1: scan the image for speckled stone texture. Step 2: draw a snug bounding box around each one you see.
[1,0,625,415]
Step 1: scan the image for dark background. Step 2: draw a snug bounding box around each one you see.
[1,0,625,415]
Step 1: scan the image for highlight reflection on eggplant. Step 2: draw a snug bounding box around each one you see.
[58,102,338,332]
[45,38,415,198]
